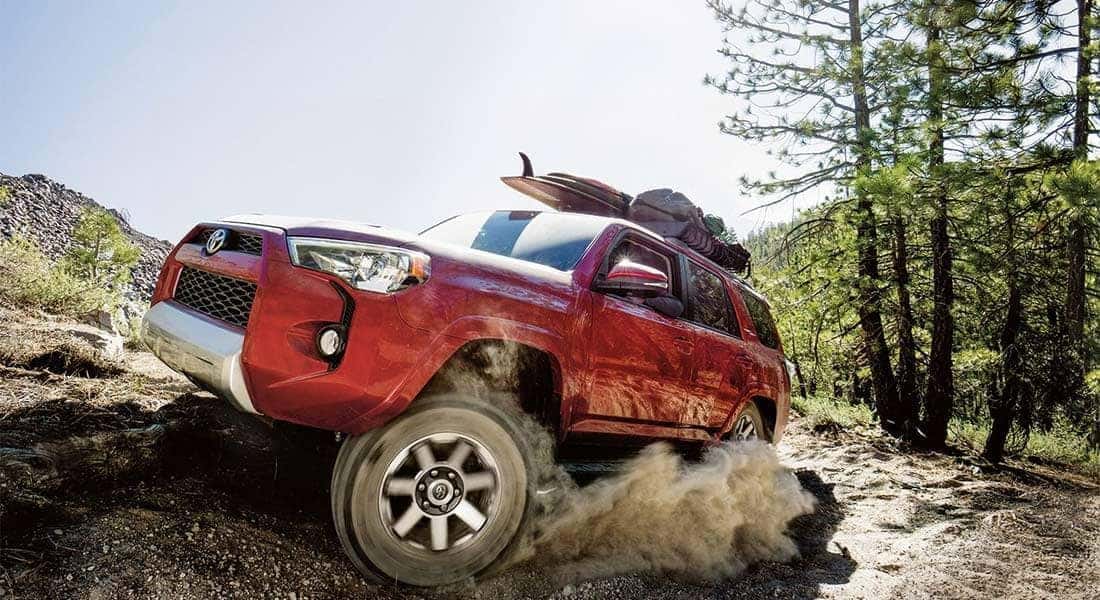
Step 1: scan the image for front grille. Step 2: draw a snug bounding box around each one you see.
[192,228,264,256]
[174,267,257,328]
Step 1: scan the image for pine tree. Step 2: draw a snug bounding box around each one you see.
[706,0,904,432]
[63,207,141,295]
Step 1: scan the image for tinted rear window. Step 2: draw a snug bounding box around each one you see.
[742,291,780,349]
[421,211,605,271]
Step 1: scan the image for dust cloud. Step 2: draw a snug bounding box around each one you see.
[517,440,816,582]
[435,342,817,582]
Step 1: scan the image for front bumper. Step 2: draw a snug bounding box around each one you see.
[142,300,259,415]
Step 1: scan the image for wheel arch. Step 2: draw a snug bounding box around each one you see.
[751,396,778,441]
[417,337,565,434]
[721,394,779,442]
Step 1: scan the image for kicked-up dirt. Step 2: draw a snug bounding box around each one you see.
[0,307,1097,600]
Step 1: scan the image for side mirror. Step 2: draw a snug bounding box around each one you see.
[596,260,669,297]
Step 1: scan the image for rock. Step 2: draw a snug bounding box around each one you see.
[60,324,124,360]
[0,172,172,302]
[83,309,118,334]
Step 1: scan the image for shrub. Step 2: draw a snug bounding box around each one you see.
[0,236,117,316]
[953,418,1100,477]
[0,186,10,208]
[791,394,874,433]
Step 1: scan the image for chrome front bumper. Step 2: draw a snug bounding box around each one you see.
[141,300,259,414]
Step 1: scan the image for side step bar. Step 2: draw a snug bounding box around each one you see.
[558,460,627,476]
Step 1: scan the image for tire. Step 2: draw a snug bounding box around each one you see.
[728,401,771,443]
[331,395,531,586]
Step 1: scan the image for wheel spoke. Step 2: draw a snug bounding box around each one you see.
[453,499,487,531]
[392,505,424,538]
[447,440,473,468]
[385,477,416,496]
[430,516,449,551]
[736,417,755,439]
[413,443,436,470]
[463,471,495,492]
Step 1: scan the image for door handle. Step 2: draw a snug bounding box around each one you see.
[673,336,694,354]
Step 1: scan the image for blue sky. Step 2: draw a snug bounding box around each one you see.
[1,0,806,242]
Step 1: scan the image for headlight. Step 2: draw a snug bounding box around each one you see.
[287,237,430,293]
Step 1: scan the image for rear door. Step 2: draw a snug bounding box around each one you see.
[678,259,757,429]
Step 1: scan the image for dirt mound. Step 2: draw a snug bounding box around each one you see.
[0,334,123,378]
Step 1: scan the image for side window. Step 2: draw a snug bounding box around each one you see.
[685,261,737,336]
[742,291,780,349]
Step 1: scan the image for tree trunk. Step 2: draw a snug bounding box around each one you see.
[1063,0,1093,402]
[923,21,955,449]
[810,318,824,395]
[850,0,902,432]
[983,280,1022,463]
[793,360,809,398]
[1072,0,1093,157]
[893,216,919,435]
[984,202,1022,464]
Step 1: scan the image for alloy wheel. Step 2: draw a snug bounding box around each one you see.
[378,433,501,552]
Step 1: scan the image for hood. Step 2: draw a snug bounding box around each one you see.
[223,214,418,246]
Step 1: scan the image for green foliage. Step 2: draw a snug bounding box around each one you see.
[796,394,1099,475]
[0,236,117,316]
[0,186,10,208]
[62,207,140,292]
[1050,158,1100,215]
[954,418,1100,477]
[792,394,875,432]
[703,214,738,243]
[852,163,914,205]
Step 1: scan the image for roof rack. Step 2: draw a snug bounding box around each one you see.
[501,153,751,275]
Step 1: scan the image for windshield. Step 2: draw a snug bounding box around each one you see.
[420,211,607,271]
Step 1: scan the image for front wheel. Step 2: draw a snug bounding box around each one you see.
[330,397,530,586]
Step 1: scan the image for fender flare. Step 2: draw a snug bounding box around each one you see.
[339,316,568,433]
[718,384,780,439]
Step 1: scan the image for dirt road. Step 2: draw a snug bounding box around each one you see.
[1,313,1097,599]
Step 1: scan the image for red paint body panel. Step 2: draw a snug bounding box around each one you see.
[149,213,791,446]
[582,293,696,424]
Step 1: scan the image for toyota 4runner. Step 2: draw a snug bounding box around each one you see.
[142,167,792,587]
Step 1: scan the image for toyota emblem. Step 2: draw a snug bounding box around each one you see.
[205,229,230,255]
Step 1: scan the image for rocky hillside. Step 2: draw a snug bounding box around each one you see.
[0,173,172,301]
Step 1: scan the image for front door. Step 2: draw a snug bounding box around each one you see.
[578,236,696,430]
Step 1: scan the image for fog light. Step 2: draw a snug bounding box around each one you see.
[317,325,346,358]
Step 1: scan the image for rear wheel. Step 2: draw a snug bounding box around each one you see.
[331,397,530,586]
[729,402,769,442]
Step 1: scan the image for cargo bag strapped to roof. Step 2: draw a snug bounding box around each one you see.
[501,152,751,273]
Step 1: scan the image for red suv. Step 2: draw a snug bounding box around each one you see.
[143,208,791,586]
